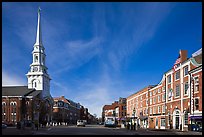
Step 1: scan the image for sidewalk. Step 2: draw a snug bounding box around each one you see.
[129,128,202,135]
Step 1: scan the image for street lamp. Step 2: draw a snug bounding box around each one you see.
[133,108,136,130]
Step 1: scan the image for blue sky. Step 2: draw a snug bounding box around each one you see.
[2,2,202,117]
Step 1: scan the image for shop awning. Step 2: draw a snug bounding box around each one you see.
[139,116,148,120]
[189,116,202,119]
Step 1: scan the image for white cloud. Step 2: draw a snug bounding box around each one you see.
[51,37,102,75]
[2,70,27,86]
[72,70,122,117]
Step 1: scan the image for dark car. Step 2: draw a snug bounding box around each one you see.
[191,124,200,131]
[2,123,7,129]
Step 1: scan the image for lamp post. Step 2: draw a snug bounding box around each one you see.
[133,108,136,130]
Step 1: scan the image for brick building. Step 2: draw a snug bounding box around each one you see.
[102,97,126,125]
[52,96,80,125]
[126,85,155,128]
[126,48,202,131]
[2,86,53,126]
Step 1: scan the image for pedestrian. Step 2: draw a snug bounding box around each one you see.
[34,120,38,131]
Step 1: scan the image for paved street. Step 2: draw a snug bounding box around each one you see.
[2,125,202,135]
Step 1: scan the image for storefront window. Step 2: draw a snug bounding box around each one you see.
[184,111,188,125]
[161,118,165,126]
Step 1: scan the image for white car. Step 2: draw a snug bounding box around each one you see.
[77,120,85,127]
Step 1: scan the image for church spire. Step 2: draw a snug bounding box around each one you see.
[35,7,42,46]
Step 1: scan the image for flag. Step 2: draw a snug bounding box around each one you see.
[173,54,181,72]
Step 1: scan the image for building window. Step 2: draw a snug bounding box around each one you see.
[162,105,165,113]
[175,71,180,80]
[184,111,188,125]
[194,77,199,85]
[150,98,152,105]
[150,91,152,97]
[195,98,199,110]
[168,88,173,100]
[184,66,188,76]
[195,85,199,92]
[162,86,165,92]
[167,75,171,83]
[184,82,189,95]
[35,55,38,62]
[146,99,148,105]
[2,102,6,106]
[158,106,161,113]
[175,85,180,97]
[150,107,152,114]
[161,118,165,126]
[154,97,156,104]
[158,95,160,102]
[162,94,165,101]
[153,90,156,95]
[153,107,156,114]
[158,88,161,93]
[122,106,126,110]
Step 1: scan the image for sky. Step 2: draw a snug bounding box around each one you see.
[2,2,202,118]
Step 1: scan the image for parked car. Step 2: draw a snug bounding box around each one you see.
[77,120,85,127]
[2,123,7,129]
[191,124,200,131]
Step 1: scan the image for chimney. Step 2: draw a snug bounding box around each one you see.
[179,50,188,63]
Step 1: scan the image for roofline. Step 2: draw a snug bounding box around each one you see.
[188,65,202,74]
[127,85,156,99]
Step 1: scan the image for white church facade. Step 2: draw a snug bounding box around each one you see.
[2,8,53,127]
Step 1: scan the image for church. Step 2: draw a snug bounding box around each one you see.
[2,8,53,127]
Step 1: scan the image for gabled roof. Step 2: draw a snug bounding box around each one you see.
[2,86,41,97]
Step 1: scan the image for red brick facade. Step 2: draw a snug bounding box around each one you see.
[126,48,202,131]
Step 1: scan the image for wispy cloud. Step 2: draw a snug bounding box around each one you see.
[106,2,175,71]
[51,37,102,75]
[73,72,113,117]
[2,70,27,86]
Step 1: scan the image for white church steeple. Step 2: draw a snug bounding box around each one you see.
[26,7,51,98]
[35,7,42,46]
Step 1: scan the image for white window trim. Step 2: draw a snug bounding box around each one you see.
[158,95,161,102]
[194,97,200,111]
[158,106,161,113]
[194,84,199,93]
[175,71,180,81]
[175,85,180,98]
[184,82,189,96]
[183,66,188,77]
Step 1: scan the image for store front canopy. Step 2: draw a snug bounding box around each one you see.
[189,116,202,119]
[139,116,148,120]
